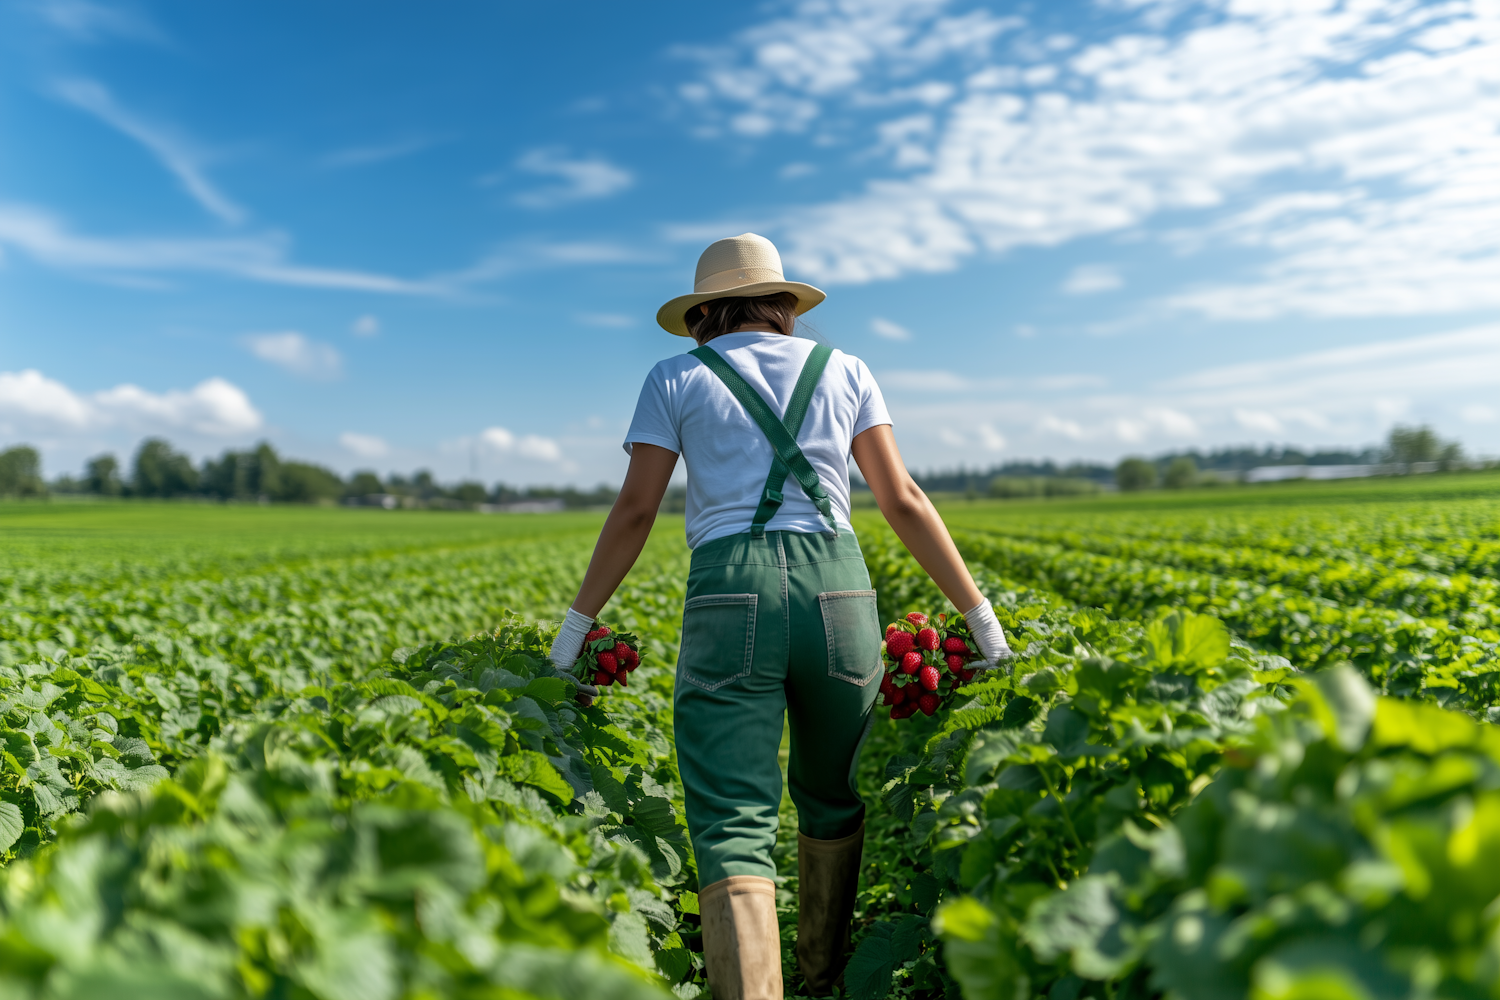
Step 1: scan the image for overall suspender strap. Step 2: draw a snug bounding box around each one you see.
[689,343,839,538]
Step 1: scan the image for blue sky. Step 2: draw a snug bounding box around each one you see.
[2,0,1498,487]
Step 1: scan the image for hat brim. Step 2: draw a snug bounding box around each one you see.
[655,281,827,337]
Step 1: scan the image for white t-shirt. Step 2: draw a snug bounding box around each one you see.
[625,332,892,549]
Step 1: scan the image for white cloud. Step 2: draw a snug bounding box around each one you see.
[32,1,164,44]
[54,78,244,224]
[0,202,441,294]
[243,331,343,380]
[677,0,1017,137]
[869,321,1500,467]
[350,314,380,336]
[339,432,388,458]
[1234,408,1283,435]
[870,317,913,341]
[0,368,261,437]
[780,162,818,179]
[0,369,92,428]
[577,312,636,328]
[514,148,633,207]
[689,1,1500,320]
[978,423,1006,451]
[94,378,261,435]
[1061,264,1123,295]
[478,426,564,463]
[1463,404,1497,424]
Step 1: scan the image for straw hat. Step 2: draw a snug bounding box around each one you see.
[656,233,826,337]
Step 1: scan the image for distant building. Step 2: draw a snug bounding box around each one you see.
[478,499,566,514]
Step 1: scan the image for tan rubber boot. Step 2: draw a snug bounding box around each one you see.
[795,823,864,996]
[699,875,783,1000]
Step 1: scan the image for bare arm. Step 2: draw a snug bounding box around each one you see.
[851,424,985,612]
[570,443,679,617]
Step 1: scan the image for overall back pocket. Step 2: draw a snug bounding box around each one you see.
[678,593,758,691]
[819,590,882,686]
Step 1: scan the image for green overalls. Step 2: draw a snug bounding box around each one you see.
[674,343,884,889]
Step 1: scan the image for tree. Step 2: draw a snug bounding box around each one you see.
[346,471,384,497]
[453,481,488,505]
[1116,457,1156,492]
[0,446,45,496]
[85,454,123,495]
[132,438,198,497]
[276,462,344,503]
[1163,456,1197,490]
[1386,425,1441,466]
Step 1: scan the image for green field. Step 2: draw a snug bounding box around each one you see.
[2,479,1499,999]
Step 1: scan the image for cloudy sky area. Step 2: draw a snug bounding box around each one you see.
[2,0,1498,486]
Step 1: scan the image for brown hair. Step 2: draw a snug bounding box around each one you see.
[686,291,799,343]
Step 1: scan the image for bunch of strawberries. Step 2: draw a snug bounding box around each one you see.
[880,611,978,720]
[577,624,643,692]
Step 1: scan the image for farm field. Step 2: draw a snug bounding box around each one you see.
[2,477,1500,999]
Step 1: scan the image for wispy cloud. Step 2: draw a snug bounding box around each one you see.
[339,432,388,458]
[0,202,442,293]
[320,136,443,169]
[31,0,165,44]
[577,312,635,328]
[513,148,633,208]
[478,426,565,463]
[1061,265,1123,296]
[870,323,1500,464]
[243,331,343,380]
[350,315,380,336]
[685,1,1500,321]
[54,78,244,224]
[870,317,913,341]
[0,369,261,436]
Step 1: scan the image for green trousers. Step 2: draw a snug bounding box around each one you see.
[674,530,883,888]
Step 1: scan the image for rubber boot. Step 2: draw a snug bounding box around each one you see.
[795,823,864,996]
[699,875,783,1000]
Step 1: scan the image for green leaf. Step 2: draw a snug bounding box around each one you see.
[845,922,896,1000]
[0,801,23,852]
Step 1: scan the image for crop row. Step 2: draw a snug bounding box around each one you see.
[852,523,1500,999]
[0,523,704,999]
[947,528,1500,715]
[955,521,1500,627]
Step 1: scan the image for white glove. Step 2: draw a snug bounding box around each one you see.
[549,608,599,703]
[963,599,1013,670]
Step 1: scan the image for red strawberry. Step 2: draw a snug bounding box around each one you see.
[615,669,628,687]
[585,627,606,642]
[919,664,940,691]
[594,671,610,686]
[886,622,900,637]
[946,653,966,673]
[917,627,939,651]
[959,667,976,682]
[943,637,969,654]
[882,690,897,706]
[890,685,907,705]
[918,692,939,716]
[906,612,928,626]
[900,651,923,674]
[885,631,915,658]
[879,673,896,695]
[613,642,631,659]
[598,652,619,674]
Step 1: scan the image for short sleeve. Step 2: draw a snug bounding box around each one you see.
[851,357,893,438]
[623,365,683,456]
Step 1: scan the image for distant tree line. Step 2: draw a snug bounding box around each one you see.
[3,438,618,509]
[1112,425,1471,492]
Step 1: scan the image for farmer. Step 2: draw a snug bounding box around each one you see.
[549,233,1011,999]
